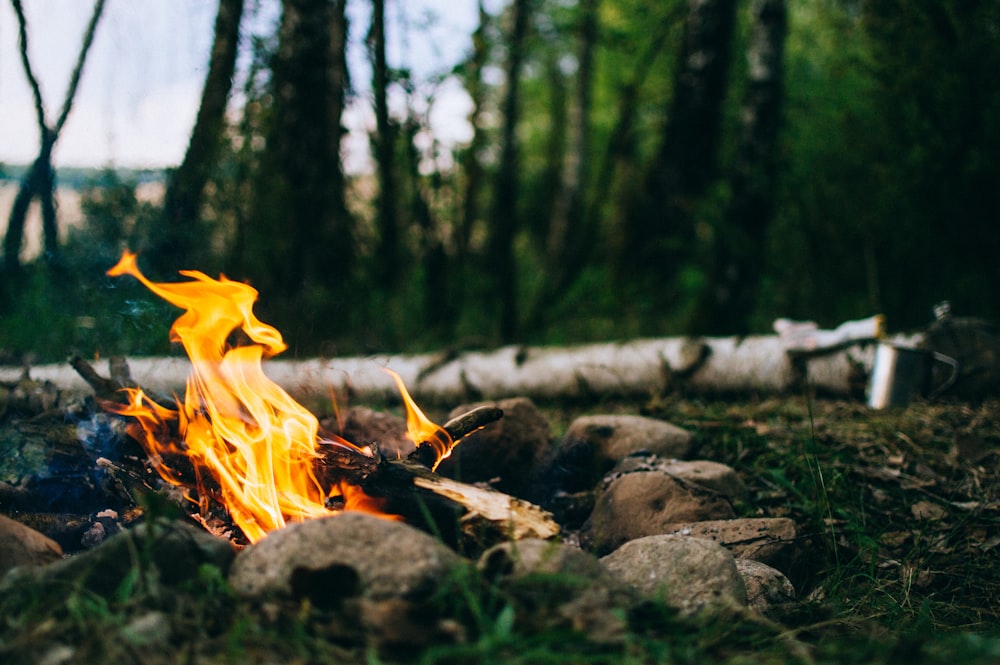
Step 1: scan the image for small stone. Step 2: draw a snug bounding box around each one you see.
[80,522,106,549]
[600,535,748,616]
[579,472,735,555]
[38,645,75,665]
[121,611,171,647]
[0,514,63,577]
[735,559,797,619]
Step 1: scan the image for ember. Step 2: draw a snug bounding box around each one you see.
[104,251,453,543]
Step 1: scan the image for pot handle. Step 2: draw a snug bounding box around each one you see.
[926,352,960,399]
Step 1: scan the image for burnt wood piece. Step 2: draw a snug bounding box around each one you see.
[69,354,141,403]
[72,364,553,549]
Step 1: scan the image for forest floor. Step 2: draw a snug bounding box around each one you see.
[2,393,999,664]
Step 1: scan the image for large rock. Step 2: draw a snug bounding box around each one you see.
[600,535,747,616]
[436,397,552,501]
[548,415,694,492]
[1,519,235,597]
[228,512,464,604]
[0,514,63,576]
[579,471,735,555]
[609,457,747,501]
[479,539,636,643]
[657,518,799,573]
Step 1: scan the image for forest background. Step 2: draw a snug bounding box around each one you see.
[1,0,998,362]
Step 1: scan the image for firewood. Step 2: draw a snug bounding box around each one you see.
[67,361,557,550]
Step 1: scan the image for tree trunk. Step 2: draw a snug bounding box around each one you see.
[457,1,490,267]
[248,0,352,315]
[597,23,673,275]
[621,0,737,285]
[401,118,449,338]
[160,0,244,270]
[529,0,599,330]
[689,0,787,334]
[10,326,897,407]
[370,0,399,289]
[2,0,106,274]
[486,0,532,343]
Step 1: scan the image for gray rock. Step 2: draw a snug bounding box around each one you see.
[579,471,735,555]
[437,397,552,500]
[550,415,694,491]
[479,539,636,644]
[735,559,797,619]
[609,457,748,501]
[600,535,748,616]
[478,538,615,581]
[228,512,464,603]
[0,514,63,577]
[1,519,236,597]
[657,517,799,573]
[577,415,694,460]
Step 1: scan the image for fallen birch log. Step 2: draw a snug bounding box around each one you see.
[2,332,919,407]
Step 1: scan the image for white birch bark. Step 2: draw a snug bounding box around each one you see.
[2,332,919,407]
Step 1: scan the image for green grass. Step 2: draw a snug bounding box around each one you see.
[2,395,999,663]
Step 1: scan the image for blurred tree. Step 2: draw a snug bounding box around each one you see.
[688,0,787,333]
[2,0,106,277]
[241,0,354,345]
[861,0,1000,326]
[620,0,737,297]
[369,0,400,289]
[158,0,244,274]
[525,0,599,332]
[485,0,533,342]
[456,1,492,268]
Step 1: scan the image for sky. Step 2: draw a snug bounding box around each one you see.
[0,0,486,171]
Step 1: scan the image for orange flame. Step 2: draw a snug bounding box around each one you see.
[385,369,455,470]
[105,251,446,542]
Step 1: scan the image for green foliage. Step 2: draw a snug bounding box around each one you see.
[5,0,999,360]
[0,171,174,361]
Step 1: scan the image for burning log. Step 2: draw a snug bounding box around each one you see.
[314,405,557,547]
[9,253,559,553]
[69,317,557,551]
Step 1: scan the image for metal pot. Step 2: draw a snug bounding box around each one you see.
[866,343,959,409]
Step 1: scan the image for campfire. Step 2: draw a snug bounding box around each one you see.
[98,251,551,545]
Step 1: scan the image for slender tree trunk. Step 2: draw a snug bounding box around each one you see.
[457,1,490,265]
[621,0,737,285]
[689,0,787,333]
[486,0,531,342]
[401,118,449,338]
[370,0,399,289]
[254,0,352,297]
[160,0,244,270]
[533,50,568,243]
[598,25,673,274]
[2,0,106,273]
[528,0,599,330]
